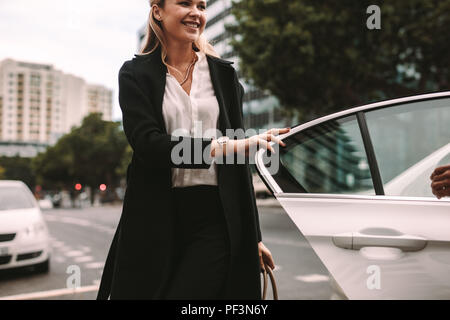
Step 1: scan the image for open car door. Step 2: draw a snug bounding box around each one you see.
[256,92,450,299]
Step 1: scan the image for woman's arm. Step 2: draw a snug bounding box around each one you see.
[119,61,214,169]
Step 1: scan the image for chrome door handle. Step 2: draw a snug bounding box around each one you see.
[332,228,427,252]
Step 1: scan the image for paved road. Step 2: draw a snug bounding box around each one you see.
[0,202,336,300]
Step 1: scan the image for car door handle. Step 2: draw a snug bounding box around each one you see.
[332,228,427,252]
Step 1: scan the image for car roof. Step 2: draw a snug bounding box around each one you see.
[0,180,27,187]
[284,91,450,138]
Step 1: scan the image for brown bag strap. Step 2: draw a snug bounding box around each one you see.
[262,262,278,300]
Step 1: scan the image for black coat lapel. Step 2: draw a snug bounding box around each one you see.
[135,47,235,136]
[206,55,233,135]
[137,47,168,134]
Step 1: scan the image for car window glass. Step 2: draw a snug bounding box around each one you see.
[0,186,35,211]
[277,115,374,194]
[365,98,450,197]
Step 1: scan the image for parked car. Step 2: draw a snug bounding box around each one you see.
[255,91,450,299]
[38,195,54,210]
[0,181,51,273]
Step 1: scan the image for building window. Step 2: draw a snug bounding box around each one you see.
[206,7,231,28]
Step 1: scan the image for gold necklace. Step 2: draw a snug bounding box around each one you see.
[169,51,197,86]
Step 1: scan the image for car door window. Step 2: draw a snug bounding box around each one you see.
[277,115,374,194]
[365,98,450,197]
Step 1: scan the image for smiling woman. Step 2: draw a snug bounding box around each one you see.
[97,0,284,301]
[140,0,219,75]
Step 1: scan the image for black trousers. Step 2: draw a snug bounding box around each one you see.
[163,185,231,300]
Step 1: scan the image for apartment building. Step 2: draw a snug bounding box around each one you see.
[86,84,113,123]
[0,58,112,157]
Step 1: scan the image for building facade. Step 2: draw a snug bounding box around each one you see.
[0,58,112,157]
[137,0,295,132]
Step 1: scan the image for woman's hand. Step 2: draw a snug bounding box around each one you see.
[211,128,290,157]
[430,164,450,199]
[258,241,275,272]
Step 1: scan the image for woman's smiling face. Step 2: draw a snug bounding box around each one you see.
[154,0,207,45]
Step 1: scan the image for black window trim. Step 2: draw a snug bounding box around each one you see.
[356,112,385,195]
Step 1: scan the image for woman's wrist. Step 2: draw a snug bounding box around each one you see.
[210,138,243,158]
[210,139,219,157]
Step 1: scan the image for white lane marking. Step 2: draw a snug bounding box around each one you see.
[53,256,66,263]
[64,250,84,257]
[84,262,104,269]
[60,217,91,227]
[74,256,94,263]
[51,241,65,248]
[79,246,91,253]
[0,285,99,300]
[295,274,330,283]
[42,214,115,234]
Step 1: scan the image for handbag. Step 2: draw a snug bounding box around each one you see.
[262,262,278,300]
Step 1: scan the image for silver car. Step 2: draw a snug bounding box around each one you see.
[256,91,450,299]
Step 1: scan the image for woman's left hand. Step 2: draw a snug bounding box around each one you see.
[258,241,275,272]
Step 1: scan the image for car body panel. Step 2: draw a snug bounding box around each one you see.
[256,91,450,299]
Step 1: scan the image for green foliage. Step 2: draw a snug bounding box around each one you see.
[0,156,35,189]
[228,0,450,122]
[116,144,133,178]
[32,113,128,195]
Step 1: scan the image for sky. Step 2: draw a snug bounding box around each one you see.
[0,0,150,121]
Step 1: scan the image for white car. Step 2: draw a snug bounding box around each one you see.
[0,181,51,273]
[256,91,450,299]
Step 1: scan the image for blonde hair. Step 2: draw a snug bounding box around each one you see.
[138,0,220,71]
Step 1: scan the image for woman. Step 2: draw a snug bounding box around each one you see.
[97,0,289,299]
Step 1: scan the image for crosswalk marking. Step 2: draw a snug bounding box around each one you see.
[295,274,330,283]
[74,256,94,263]
[84,262,104,269]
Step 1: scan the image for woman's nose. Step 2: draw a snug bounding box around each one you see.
[189,7,201,17]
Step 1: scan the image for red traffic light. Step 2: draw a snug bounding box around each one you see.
[75,183,82,191]
[99,184,107,191]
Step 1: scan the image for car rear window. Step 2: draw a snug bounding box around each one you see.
[0,186,36,211]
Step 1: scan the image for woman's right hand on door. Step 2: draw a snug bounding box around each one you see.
[212,127,290,157]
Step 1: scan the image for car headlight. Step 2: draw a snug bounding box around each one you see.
[22,222,47,238]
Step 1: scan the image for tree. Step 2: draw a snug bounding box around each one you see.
[0,156,35,189]
[33,113,129,205]
[227,0,450,122]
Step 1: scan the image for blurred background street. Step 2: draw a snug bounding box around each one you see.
[2,0,445,301]
[0,200,335,300]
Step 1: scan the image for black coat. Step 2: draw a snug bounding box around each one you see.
[97,47,262,300]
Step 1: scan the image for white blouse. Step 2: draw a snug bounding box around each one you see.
[162,51,220,188]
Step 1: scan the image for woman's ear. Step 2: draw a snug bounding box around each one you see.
[152,5,163,22]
